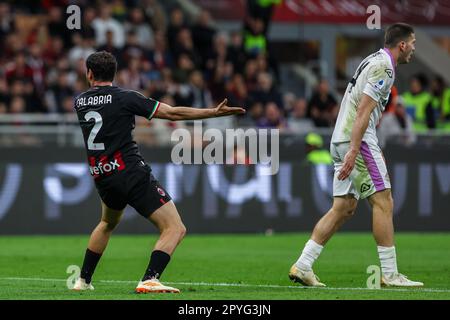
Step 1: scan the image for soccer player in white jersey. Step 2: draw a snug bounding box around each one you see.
[289,23,423,287]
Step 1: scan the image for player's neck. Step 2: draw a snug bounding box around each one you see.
[383,47,398,67]
[91,81,113,87]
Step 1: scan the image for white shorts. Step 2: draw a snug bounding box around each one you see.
[330,141,391,200]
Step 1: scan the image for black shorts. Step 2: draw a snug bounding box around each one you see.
[95,162,172,218]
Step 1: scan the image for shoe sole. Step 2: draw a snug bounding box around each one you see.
[135,287,180,294]
[289,273,326,287]
[289,273,308,286]
[381,283,424,288]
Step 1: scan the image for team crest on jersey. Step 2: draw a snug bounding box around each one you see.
[385,69,393,78]
[157,187,166,197]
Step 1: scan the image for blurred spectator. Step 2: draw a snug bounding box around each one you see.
[92,4,126,48]
[148,31,174,71]
[172,53,195,84]
[9,96,26,114]
[205,33,229,77]
[304,132,333,165]
[287,98,315,133]
[125,7,154,49]
[140,0,166,32]
[42,36,65,68]
[426,76,446,129]
[61,96,75,114]
[206,33,234,101]
[46,72,74,113]
[47,6,71,48]
[307,79,338,127]
[246,0,281,35]
[383,85,399,114]
[0,102,7,114]
[226,73,248,107]
[243,17,267,57]
[173,28,200,67]
[0,78,9,105]
[441,86,450,121]
[116,57,145,91]
[111,0,127,22]
[227,31,246,72]
[257,102,286,128]
[402,74,432,132]
[187,70,213,108]
[0,2,15,43]
[249,72,283,108]
[192,10,216,66]
[121,30,147,62]
[68,33,96,67]
[28,43,46,93]
[239,101,264,127]
[244,59,259,92]
[5,51,34,83]
[378,96,416,148]
[167,7,187,52]
[97,30,123,65]
[80,6,97,40]
[429,76,450,132]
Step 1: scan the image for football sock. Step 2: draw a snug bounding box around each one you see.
[142,250,171,281]
[377,245,398,276]
[296,239,323,271]
[80,248,102,284]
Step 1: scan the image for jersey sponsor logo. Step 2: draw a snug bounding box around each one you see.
[88,151,126,179]
[360,183,371,194]
[89,159,121,176]
[76,94,112,107]
[385,69,393,78]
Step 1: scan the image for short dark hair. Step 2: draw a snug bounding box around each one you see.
[384,23,415,48]
[86,51,117,82]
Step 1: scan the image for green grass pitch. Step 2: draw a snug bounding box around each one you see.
[0,233,449,300]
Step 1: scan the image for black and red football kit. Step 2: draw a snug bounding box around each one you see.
[74,85,171,217]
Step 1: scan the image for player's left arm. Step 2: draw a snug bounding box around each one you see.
[153,99,246,121]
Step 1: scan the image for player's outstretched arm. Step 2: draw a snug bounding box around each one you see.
[154,99,245,121]
[338,93,377,180]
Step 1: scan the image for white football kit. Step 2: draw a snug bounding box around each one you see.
[330,48,395,199]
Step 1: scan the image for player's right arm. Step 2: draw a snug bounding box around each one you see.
[124,90,245,121]
[154,98,246,121]
[338,61,392,181]
[338,94,377,180]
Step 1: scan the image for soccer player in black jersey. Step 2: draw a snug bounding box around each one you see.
[72,51,245,293]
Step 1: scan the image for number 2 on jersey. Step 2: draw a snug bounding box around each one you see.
[84,111,105,150]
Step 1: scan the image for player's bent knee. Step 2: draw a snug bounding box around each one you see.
[332,197,357,218]
[178,224,187,241]
[101,218,120,231]
[369,189,393,214]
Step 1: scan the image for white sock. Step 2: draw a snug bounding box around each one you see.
[377,246,398,276]
[295,239,323,271]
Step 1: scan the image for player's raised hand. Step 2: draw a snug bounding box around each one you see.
[338,149,358,180]
[214,99,246,117]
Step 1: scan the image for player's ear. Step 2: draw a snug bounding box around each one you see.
[86,68,93,82]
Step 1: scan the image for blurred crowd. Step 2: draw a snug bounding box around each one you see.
[1,0,450,140]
